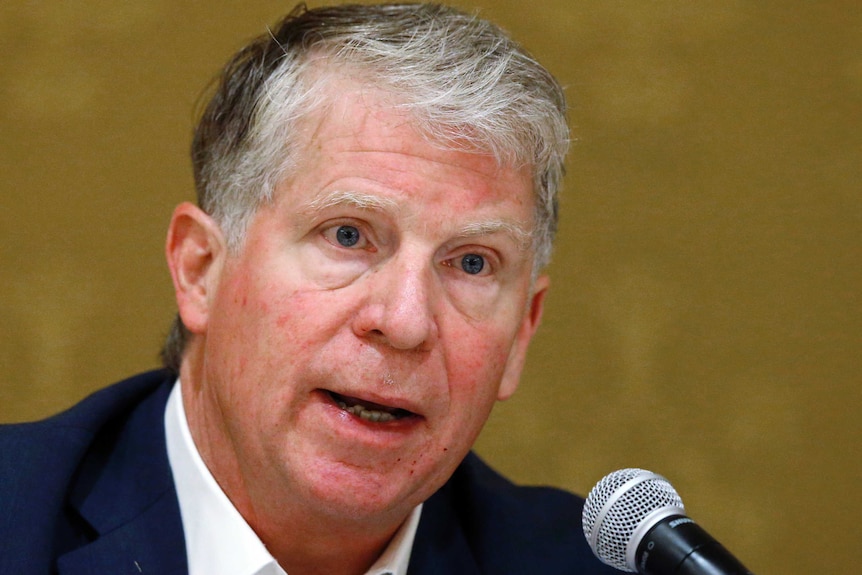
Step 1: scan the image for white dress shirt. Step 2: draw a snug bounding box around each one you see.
[164,380,422,575]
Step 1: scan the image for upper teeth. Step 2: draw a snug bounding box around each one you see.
[337,400,397,423]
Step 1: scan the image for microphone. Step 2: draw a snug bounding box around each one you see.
[582,468,754,575]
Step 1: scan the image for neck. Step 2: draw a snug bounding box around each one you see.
[261,519,402,575]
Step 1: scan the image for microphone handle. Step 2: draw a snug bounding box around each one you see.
[635,515,754,575]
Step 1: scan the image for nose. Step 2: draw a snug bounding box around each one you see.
[351,257,438,351]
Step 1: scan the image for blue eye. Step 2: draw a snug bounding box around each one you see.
[460,254,485,275]
[335,225,361,247]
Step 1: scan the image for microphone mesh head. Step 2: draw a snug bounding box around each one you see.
[582,468,684,572]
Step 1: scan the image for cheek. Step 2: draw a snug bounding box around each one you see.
[433,332,511,466]
[206,273,297,389]
[445,328,512,407]
[272,288,346,350]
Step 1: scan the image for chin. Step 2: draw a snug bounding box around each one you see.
[300,458,430,521]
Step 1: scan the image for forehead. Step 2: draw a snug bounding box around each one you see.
[287,80,534,205]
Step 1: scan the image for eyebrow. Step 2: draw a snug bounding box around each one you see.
[456,219,534,252]
[301,190,399,214]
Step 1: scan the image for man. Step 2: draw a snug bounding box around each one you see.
[0,4,617,574]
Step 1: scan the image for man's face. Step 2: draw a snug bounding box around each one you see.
[178,86,548,528]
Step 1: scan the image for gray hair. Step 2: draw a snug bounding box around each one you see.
[162,2,569,372]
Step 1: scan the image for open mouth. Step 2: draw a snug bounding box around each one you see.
[326,391,415,423]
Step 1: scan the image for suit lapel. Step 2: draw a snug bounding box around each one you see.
[57,377,188,575]
[57,492,187,574]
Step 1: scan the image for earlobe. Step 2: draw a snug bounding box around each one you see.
[165,202,226,335]
[497,275,550,401]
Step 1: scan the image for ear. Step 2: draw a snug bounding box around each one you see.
[497,274,550,401]
[165,202,226,335]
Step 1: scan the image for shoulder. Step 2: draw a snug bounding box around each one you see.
[0,370,174,517]
[450,452,582,534]
[422,452,617,574]
[0,370,178,571]
[0,371,178,573]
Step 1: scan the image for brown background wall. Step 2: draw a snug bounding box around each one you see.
[2,1,859,572]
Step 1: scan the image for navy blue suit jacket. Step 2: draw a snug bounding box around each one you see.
[0,370,616,574]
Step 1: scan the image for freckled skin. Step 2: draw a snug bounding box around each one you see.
[168,82,549,573]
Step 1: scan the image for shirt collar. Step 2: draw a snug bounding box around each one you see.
[164,379,421,575]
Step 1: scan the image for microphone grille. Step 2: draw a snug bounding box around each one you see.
[582,468,684,571]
